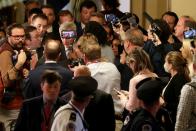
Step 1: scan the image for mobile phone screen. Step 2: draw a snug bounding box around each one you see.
[184,29,196,39]
[61,30,76,39]
[105,14,119,26]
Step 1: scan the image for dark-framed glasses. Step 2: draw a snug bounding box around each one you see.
[10,34,26,40]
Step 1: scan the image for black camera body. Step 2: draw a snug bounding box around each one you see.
[105,13,138,29]
[1,87,16,104]
[69,58,85,68]
[120,13,138,27]
[105,14,120,27]
[24,49,32,61]
[151,23,162,38]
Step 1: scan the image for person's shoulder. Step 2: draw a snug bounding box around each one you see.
[138,122,154,131]
[131,75,147,84]
[181,82,196,94]
[56,97,68,106]
[0,49,12,56]
[163,42,174,52]
[23,96,42,103]
[22,96,43,108]
[65,112,77,130]
[29,65,44,75]
[53,64,72,75]
[54,104,74,117]
[95,89,109,96]
[60,67,73,75]
[133,118,155,131]
[172,73,188,83]
[144,40,154,46]
[132,109,160,131]
[101,62,120,73]
[53,105,78,130]
[93,89,113,101]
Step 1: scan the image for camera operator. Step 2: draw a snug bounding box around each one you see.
[0,23,30,131]
[143,19,174,77]
[111,12,148,42]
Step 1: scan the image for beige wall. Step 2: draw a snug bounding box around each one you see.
[132,0,144,25]
[131,0,196,28]
[171,0,196,20]
[132,0,168,28]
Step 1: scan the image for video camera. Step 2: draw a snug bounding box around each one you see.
[105,13,138,29]
[151,23,162,38]
[143,12,163,41]
[69,58,85,68]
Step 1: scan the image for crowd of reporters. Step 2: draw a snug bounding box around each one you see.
[0,0,196,131]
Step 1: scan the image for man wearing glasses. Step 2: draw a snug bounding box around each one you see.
[0,23,28,131]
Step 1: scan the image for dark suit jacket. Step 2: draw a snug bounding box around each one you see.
[14,96,67,131]
[36,43,69,68]
[75,21,84,39]
[84,90,116,131]
[24,63,73,99]
[163,73,189,123]
[50,21,60,39]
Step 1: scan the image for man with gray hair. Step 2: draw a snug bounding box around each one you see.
[59,22,77,60]
[122,28,144,55]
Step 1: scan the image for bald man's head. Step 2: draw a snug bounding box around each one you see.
[44,39,61,60]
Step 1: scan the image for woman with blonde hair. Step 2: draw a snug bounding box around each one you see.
[74,33,98,59]
[118,47,158,112]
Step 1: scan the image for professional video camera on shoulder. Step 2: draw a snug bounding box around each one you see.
[150,23,162,37]
[144,12,172,44]
[105,12,138,30]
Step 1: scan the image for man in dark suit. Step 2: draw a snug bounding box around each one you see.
[14,70,67,131]
[24,38,72,99]
[73,65,116,131]
[84,89,116,131]
[75,0,97,38]
[41,5,60,39]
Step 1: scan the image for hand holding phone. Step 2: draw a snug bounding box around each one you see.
[113,88,123,95]
[113,88,129,100]
[105,14,120,27]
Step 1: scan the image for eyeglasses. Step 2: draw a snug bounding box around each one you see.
[10,35,26,40]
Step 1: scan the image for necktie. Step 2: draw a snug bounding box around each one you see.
[41,103,52,131]
[44,103,52,121]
